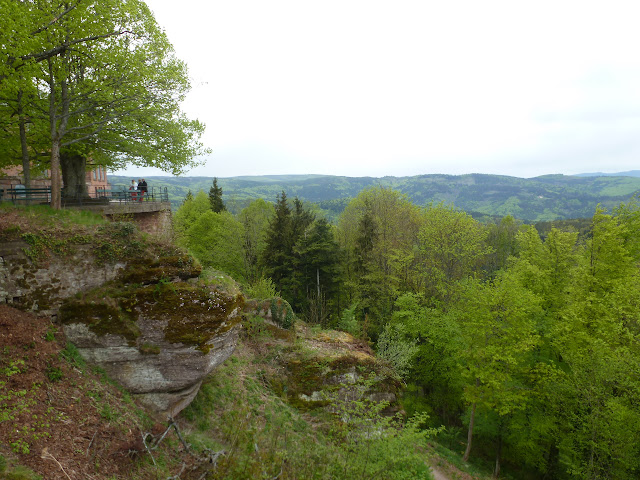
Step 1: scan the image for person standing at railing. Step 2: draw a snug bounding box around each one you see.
[138,178,147,201]
[129,179,137,201]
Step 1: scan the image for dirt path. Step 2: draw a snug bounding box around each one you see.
[431,466,451,480]
[429,455,479,480]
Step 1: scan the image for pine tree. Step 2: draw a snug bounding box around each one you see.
[208,177,226,213]
[262,191,293,291]
[293,218,343,324]
[262,193,322,310]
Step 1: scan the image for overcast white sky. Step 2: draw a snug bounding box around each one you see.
[114,0,640,179]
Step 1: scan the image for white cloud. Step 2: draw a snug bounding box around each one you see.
[115,0,640,178]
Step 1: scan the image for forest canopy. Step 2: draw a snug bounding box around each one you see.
[174,185,640,479]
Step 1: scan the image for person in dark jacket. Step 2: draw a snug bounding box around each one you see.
[138,178,147,201]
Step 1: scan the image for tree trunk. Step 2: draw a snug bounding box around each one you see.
[50,140,61,209]
[463,401,477,462]
[543,443,560,480]
[47,57,65,210]
[17,89,31,188]
[493,432,502,478]
[60,153,87,199]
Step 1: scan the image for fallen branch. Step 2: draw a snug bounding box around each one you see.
[166,462,186,480]
[141,431,157,466]
[86,430,97,455]
[145,417,190,453]
[41,447,72,480]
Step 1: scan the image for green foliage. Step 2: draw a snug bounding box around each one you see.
[337,302,361,337]
[261,191,297,297]
[293,218,343,323]
[43,325,57,342]
[181,337,437,480]
[338,186,423,337]
[185,210,245,280]
[173,190,211,242]
[45,366,63,382]
[2,464,43,480]
[244,277,279,300]
[173,191,246,279]
[239,198,274,283]
[419,203,492,301]
[59,342,86,369]
[270,298,295,329]
[376,323,418,380]
[322,374,439,479]
[1,0,208,204]
[260,192,343,323]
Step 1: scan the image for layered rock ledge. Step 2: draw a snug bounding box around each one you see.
[60,264,243,417]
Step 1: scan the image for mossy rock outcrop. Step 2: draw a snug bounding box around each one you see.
[60,251,242,417]
[246,320,402,414]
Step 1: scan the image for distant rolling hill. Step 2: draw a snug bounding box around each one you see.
[575,170,640,177]
[108,173,640,222]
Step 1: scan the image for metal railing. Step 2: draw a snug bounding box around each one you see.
[0,185,168,206]
[95,185,168,203]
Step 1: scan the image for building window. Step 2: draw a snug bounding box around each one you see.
[93,170,96,180]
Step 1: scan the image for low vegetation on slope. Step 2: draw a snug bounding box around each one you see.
[180,316,442,480]
[0,305,183,479]
[0,304,445,479]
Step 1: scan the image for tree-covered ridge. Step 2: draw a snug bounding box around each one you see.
[109,173,640,221]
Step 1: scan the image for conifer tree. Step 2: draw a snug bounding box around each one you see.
[293,218,343,323]
[209,177,226,213]
[262,191,293,292]
[262,192,327,310]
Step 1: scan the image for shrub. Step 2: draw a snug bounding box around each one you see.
[244,276,279,300]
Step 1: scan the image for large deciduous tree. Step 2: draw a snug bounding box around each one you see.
[338,186,423,336]
[418,203,492,303]
[239,198,274,284]
[1,0,207,208]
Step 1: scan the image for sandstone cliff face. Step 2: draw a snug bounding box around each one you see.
[0,239,124,314]
[0,214,242,417]
[62,294,241,417]
[57,254,243,417]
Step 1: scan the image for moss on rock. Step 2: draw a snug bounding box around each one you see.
[58,301,141,345]
[118,253,201,285]
[60,268,242,353]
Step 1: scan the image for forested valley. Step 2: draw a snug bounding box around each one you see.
[175,183,640,479]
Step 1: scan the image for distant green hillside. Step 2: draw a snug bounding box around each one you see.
[109,173,640,221]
